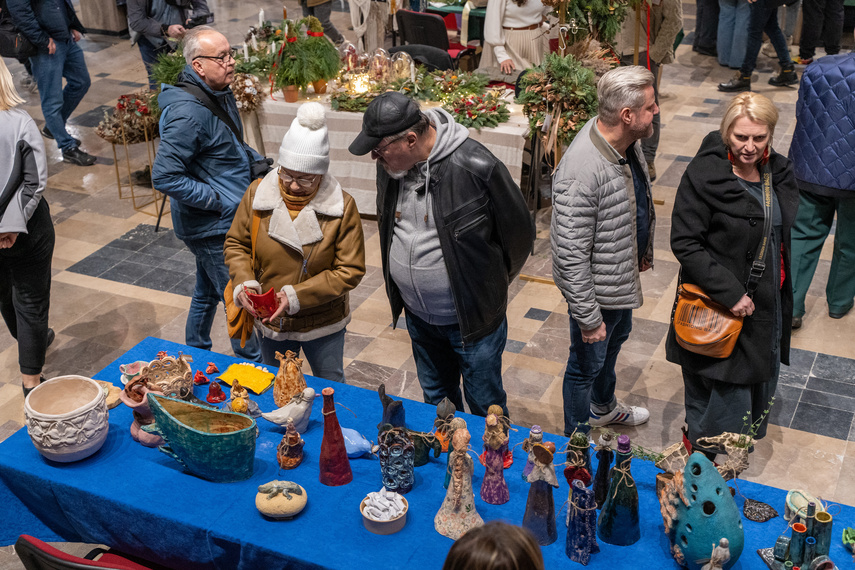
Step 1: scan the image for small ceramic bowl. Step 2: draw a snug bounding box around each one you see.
[360,496,408,535]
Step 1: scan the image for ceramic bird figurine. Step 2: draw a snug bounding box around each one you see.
[273,350,307,407]
[262,387,316,432]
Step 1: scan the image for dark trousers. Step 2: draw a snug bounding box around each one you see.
[300,1,343,45]
[694,0,720,50]
[740,0,792,75]
[0,200,55,375]
[138,36,173,91]
[798,0,844,59]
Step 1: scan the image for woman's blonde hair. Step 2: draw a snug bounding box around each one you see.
[442,522,545,570]
[0,58,25,111]
[720,92,779,144]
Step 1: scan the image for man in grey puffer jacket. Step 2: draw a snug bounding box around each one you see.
[552,66,657,436]
[349,93,533,431]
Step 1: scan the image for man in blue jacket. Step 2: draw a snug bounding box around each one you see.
[8,0,95,166]
[152,26,263,361]
[788,46,855,328]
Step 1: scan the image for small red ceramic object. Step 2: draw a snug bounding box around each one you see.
[194,370,210,385]
[246,288,278,319]
[206,362,219,374]
[563,465,592,487]
[157,351,168,359]
[502,448,514,469]
[207,382,226,403]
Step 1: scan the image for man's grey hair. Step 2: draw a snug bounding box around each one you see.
[182,26,219,63]
[596,66,656,127]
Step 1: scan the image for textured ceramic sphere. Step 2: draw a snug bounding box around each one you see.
[25,375,109,463]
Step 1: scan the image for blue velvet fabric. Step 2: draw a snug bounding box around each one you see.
[1,337,854,569]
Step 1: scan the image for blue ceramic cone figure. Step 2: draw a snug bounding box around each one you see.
[567,479,600,565]
[659,452,744,570]
[522,441,559,545]
[597,434,640,546]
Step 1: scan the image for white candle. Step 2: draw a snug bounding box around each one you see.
[251,34,258,50]
[410,61,415,83]
[243,43,249,59]
[259,9,264,28]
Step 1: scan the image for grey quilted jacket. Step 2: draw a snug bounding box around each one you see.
[550,117,655,330]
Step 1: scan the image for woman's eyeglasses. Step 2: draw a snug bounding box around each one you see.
[278,169,318,188]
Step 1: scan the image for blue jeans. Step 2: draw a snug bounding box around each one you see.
[562,308,633,436]
[740,0,792,75]
[718,0,750,68]
[404,310,508,418]
[29,39,91,153]
[259,328,347,383]
[182,235,260,362]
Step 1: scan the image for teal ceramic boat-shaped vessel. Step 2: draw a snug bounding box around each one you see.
[146,393,256,482]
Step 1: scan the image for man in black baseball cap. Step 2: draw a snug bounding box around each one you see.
[349,92,533,443]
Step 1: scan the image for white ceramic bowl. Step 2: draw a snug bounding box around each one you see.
[25,375,109,463]
[360,496,408,535]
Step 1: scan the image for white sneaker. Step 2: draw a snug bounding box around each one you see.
[589,401,650,427]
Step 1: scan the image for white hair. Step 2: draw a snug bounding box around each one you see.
[182,26,220,63]
[597,66,656,126]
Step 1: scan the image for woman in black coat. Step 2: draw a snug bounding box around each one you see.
[666,92,799,458]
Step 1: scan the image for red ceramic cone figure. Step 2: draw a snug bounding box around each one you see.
[319,387,353,486]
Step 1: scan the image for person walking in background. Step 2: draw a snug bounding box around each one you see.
[127,0,209,90]
[717,0,750,69]
[796,0,843,65]
[788,49,855,328]
[0,58,55,398]
[349,92,533,422]
[718,0,797,91]
[299,0,343,45]
[666,92,797,458]
[693,0,719,57]
[614,0,682,181]
[225,102,365,381]
[7,0,95,166]
[551,66,657,436]
[477,0,550,83]
[153,27,268,363]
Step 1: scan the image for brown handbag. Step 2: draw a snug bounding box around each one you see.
[672,164,774,359]
[673,283,743,358]
[224,212,261,348]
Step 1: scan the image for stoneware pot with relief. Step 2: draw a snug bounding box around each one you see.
[25,375,109,463]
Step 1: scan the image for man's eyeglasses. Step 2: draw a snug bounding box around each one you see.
[372,138,398,157]
[193,48,237,64]
[278,168,318,188]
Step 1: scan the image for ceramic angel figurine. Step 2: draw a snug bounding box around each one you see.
[521,425,544,481]
[487,403,513,468]
[435,428,483,539]
[522,441,559,546]
[273,350,306,407]
[443,417,467,489]
[434,397,456,453]
[480,413,510,505]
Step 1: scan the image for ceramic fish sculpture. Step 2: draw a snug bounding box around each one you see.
[262,387,316,433]
[273,350,306,407]
[341,427,372,458]
[659,452,744,570]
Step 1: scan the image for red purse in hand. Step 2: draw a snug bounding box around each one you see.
[245,288,278,319]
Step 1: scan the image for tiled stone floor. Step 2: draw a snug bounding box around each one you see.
[2,0,855,564]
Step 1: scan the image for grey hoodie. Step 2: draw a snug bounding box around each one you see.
[388,108,470,325]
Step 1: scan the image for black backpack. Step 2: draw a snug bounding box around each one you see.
[0,0,37,59]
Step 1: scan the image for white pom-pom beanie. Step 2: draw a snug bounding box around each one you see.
[277,102,330,175]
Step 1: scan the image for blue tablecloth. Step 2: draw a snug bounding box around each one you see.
[1,337,853,569]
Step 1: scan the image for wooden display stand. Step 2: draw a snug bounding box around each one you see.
[110,123,169,219]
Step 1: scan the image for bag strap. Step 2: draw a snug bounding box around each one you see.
[745,163,774,298]
[176,81,243,141]
[250,211,260,271]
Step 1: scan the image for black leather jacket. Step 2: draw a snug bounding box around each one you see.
[376,137,534,344]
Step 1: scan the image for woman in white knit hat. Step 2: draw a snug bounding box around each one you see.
[225,102,365,382]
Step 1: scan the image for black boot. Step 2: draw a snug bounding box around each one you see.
[718,73,751,92]
[769,67,798,87]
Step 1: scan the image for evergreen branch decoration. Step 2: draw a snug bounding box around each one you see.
[298,16,342,81]
[444,93,510,129]
[150,49,186,89]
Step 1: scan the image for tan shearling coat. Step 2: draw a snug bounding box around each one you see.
[224,169,365,341]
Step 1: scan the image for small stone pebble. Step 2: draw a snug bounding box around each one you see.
[363,488,406,521]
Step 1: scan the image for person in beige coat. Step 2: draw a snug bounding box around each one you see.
[225,102,365,382]
[613,0,682,180]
